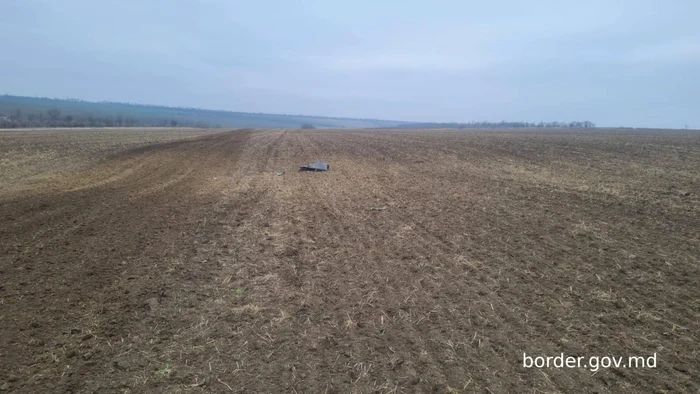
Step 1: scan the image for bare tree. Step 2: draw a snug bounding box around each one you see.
[47,108,62,121]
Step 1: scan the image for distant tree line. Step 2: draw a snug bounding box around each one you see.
[395,120,596,129]
[0,107,214,129]
[0,95,407,129]
[0,95,600,130]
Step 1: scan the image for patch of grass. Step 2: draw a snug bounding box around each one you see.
[154,363,173,378]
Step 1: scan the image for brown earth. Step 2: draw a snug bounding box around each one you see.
[0,128,698,393]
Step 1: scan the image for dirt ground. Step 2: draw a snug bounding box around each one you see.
[0,128,698,393]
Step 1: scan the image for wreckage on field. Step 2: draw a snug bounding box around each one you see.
[299,162,329,172]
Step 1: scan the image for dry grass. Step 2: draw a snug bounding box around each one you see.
[0,127,220,196]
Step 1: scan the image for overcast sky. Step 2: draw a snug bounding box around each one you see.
[1,0,698,128]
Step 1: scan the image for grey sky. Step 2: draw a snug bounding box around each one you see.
[1,0,698,128]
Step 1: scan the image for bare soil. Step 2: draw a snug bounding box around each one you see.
[0,128,698,393]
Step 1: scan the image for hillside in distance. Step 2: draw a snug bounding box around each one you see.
[0,95,408,129]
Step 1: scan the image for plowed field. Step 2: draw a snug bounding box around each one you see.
[1,128,698,393]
